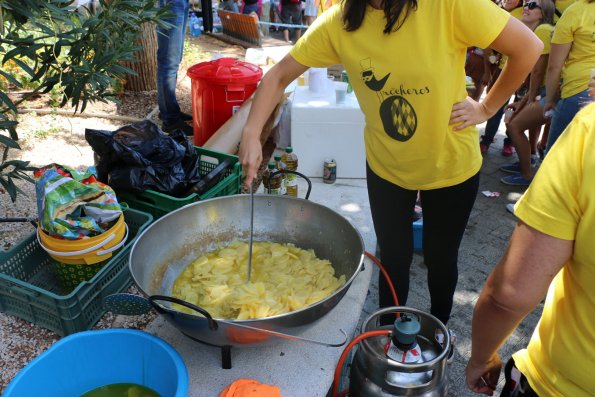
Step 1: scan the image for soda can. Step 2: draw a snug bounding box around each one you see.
[323,159,337,184]
[341,70,353,94]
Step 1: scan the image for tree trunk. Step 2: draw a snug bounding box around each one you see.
[122,22,158,91]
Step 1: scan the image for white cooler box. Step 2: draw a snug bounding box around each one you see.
[290,86,366,178]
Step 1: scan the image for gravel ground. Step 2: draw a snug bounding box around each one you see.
[0,34,247,392]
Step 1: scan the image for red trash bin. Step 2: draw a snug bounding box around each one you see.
[187,58,263,146]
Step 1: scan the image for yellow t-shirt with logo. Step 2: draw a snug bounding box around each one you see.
[291,0,509,189]
[534,23,553,87]
[512,103,595,397]
[551,0,595,98]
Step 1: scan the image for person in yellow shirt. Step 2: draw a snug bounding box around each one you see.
[239,0,542,347]
[466,100,595,396]
[544,0,595,151]
[499,0,555,187]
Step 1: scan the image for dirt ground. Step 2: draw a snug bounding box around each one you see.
[0,34,250,392]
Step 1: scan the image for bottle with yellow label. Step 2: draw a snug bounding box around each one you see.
[274,154,287,195]
[281,146,298,197]
[263,161,282,195]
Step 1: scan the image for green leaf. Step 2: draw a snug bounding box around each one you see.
[4,176,17,203]
[0,70,23,88]
[0,92,18,113]
[0,135,21,149]
[11,58,35,78]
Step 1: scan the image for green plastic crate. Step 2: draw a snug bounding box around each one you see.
[0,208,153,336]
[117,147,241,219]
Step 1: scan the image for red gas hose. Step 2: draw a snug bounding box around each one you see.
[331,252,399,396]
[332,330,391,397]
[364,251,399,307]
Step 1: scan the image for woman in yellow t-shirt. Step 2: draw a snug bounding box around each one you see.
[467,101,595,396]
[239,0,542,344]
[544,0,595,151]
[499,0,555,187]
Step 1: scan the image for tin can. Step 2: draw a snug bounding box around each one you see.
[323,159,337,184]
[341,70,353,94]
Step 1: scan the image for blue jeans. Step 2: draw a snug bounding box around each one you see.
[481,99,512,147]
[546,88,590,151]
[157,0,189,124]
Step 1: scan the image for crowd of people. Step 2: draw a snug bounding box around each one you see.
[237,0,595,395]
[219,0,334,43]
[472,0,594,190]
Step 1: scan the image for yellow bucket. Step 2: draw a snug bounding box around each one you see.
[37,214,128,265]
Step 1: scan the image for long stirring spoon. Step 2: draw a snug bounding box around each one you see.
[247,184,254,283]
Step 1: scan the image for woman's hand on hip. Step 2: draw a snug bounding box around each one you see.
[449,97,491,131]
[239,133,263,188]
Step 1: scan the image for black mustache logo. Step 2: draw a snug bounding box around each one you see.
[362,70,391,92]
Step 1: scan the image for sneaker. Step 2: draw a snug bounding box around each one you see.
[500,158,537,174]
[505,203,515,215]
[162,119,193,136]
[501,173,532,187]
[500,162,521,174]
[435,328,457,364]
[501,144,514,157]
[480,143,489,155]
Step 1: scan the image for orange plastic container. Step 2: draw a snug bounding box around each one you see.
[187,58,262,146]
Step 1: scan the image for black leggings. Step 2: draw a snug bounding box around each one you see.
[367,165,479,325]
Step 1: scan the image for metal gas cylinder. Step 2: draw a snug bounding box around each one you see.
[349,307,450,397]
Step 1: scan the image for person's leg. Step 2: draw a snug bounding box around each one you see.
[419,172,479,325]
[546,89,590,152]
[366,164,418,309]
[504,102,545,179]
[537,121,549,159]
[291,4,302,41]
[260,2,270,35]
[157,0,189,124]
[281,5,291,42]
[270,0,280,25]
[481,100,508,149]
[528,125,540,156]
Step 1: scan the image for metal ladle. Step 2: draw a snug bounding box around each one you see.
[247,184,254,283]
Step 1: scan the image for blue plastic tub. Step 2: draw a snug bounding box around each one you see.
[4,329,188,397]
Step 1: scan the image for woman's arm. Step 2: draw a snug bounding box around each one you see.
[239,56,308,186]
[544,43,572,112]
[466,221,573,394]
[450,17,543,130]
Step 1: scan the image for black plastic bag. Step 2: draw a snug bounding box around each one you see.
[85,120,201,197]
